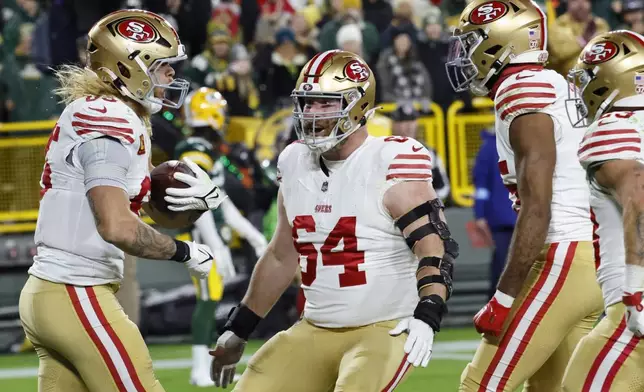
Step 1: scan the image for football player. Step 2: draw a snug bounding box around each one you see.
[177,87,268,387]
[562,30,644,391]
[446,1,603,390]
[209,50,459,391]
[18,10,224,392]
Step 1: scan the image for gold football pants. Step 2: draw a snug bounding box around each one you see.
[460,241,603,392]
[562,302,644,391]
[234,318,412,392]
[19,275,164,392]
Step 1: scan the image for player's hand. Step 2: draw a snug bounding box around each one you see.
[214,247,236,282]
[389,317,435,367]
[182,241,213,279]
[164,158,227,211]
[249,235,268,258]
[623,291,644,336]
[210,330,247,388]
[473,290,514,337]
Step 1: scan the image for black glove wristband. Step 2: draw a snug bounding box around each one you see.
[170,239,190,262]
[413,294,448,332]
[223,304,263,340]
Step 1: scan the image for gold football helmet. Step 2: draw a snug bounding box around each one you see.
[567,30,644,127]
[446,0,549,96]
[87,9,189,113]
[291,50,377,153]
[183,87,228,132]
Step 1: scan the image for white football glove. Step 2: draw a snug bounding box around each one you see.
[210,330,247,388]
[623,291,644,337]
[165,158,227,212]
[183,241,214,279]
[389,317,435,368]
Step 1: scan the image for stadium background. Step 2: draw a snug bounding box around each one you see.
[0,0,641,390]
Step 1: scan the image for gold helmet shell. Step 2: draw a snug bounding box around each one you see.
[183,87,228,131]
[87,9,190,113]
[291,50,377,153]
[567,30,644,127]
[446,0,549,96]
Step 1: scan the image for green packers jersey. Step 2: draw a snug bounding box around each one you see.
[173,136,227,236]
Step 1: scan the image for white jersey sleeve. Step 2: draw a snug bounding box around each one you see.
[579,111,643,173]
[495,70,558,124]
[379,136,433,190]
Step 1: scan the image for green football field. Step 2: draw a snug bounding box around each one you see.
[0,328,481,391]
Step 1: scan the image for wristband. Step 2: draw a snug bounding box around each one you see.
[413,294,448,332]
[493,290,515,308]
[170,239,190,262]
[625,264,644,292]
[223,303,263,340]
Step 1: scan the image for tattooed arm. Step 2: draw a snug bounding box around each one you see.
[88,186,178,260]
[594,160,644,268]
[496,113,556,297]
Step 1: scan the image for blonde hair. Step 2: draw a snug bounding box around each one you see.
[53,65,152,133]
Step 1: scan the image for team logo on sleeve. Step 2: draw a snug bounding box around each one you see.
[583,41,619,64]
[340,60,370,83]
[116,19,158,43]
[469,1,509,25]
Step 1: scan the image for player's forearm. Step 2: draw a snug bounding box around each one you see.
[109,218,179,260]
[242,246,297,317]
[415,234,447,300]
[496,202,551,297]
[623,195,644,268]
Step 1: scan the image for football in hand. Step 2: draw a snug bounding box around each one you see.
[148,160,204,229]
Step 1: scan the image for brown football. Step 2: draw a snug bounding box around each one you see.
[149,160,204,229]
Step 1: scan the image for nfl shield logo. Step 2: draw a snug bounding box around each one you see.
[321,181,328,192]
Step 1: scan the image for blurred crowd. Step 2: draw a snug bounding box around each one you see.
[0,0,643,200]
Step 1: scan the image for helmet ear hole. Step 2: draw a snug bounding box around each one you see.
[623,44,632,55]
[593,87,608,96]
[117,62,131,79]
[509,2,520,12]
[88,43,98,53]
[485,45,503,55]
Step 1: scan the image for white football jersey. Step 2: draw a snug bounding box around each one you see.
[494,67,592,243]
[578,108,644,308]
[278,135,433,328]
[29,96,151,286]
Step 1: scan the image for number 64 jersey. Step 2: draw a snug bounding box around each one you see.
[278,135,434,328]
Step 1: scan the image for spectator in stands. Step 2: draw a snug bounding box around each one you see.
[183,25,249,88]
[473,129,516,301]
[417,6,468,111]
[336,23,363,57]
[1,22,60,121]
[256,27,310,113]
[376,26,432,103]
[619,0,644,33]
[391,103,450,202]
[381,0,419,48]
[2,0,39,56]
[362,0,393,33]
[254,0,295,45]
[291,7,320,56]
[318,0,380,63]
[548,0,609,77]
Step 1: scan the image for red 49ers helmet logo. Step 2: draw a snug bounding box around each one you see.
[343,60,370,82]
[469,1,509,25]
[116,19,158,43]
[583,41,619,64]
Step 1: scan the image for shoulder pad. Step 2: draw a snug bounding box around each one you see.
[68,96,141,145]
[495,69,559,123]
[378,136,433,183]
[579,112,642,169]
[276,141,308,183]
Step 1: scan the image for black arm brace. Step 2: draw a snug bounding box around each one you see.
[395,198,459,300]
